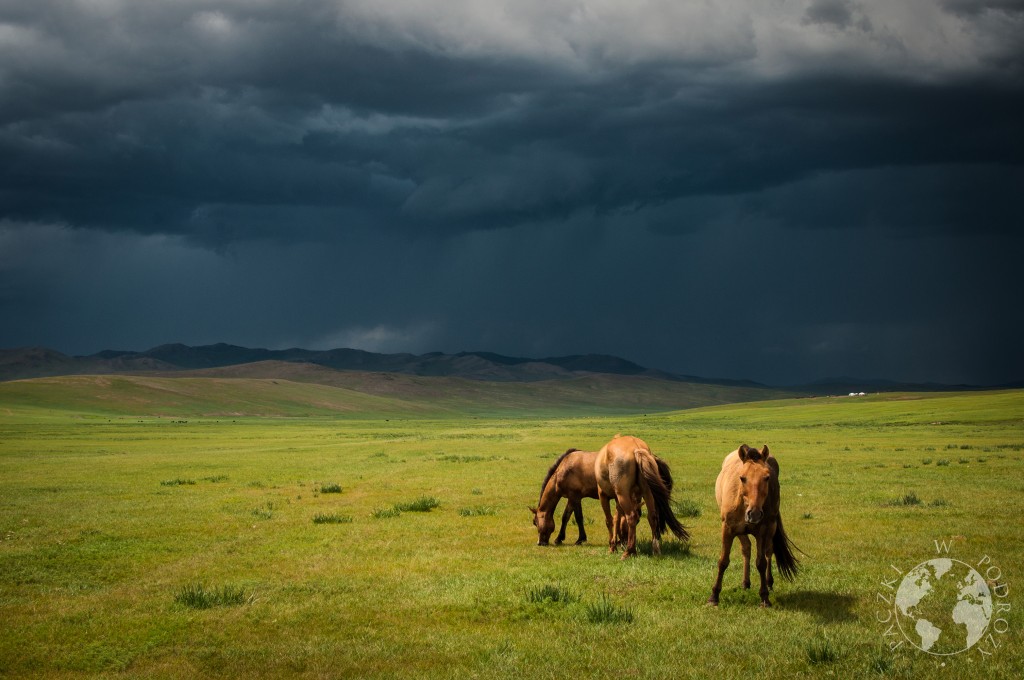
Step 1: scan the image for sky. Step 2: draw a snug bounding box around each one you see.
[1,0,1022,385]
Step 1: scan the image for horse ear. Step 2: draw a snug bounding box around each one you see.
[761,444,771,459]
[528,506,537,516]
[738,444,750,461]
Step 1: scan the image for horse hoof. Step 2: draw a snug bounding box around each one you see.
[742,581,751,590]
[575,539,586,545]
[760,601,772,608]
[706,598,719,607]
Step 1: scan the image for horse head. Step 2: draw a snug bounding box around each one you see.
[737,444,772,525]
[529,506,555,545]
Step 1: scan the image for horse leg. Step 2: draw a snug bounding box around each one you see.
[738,534,752,589]
[756,530,772,607]
[765,522,776,590]
[573,498,587,545]
[599,494,616,553]
[618,495,639,560]
[555,499,572,545]
[708,524,735,606]
[641,486,661,556]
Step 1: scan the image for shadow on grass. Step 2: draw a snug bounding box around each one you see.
[773,590,857,623]
[634,538,694,560]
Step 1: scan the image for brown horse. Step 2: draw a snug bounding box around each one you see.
[707,444,799,607]
[530,448,599,545]
[531,448,678,546]
[594,434,688,559]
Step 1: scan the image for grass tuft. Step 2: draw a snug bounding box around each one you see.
[252,502,274,520]
[160,478,195,486]
[458,506,496,517]
[394,496,441,512]
[319,483,343,494]
[371,506,401,519]
[312,513,352,524]
[526,584,577,604]
[585,595,634,624]
[921,458,932,465]
[889,492,921,507]
[174,583,247,609]
[671,498,702,518]
[936,459,950,466]
[806,638,839,665]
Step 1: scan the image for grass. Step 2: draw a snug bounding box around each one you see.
[393,496,441,512]
[526,584,577,604]
[671,498,702,517]
[312,513,353,524]
[1,387,1022,677]
[458,506,497,517]
[160,478,195,486]
[889,491,922,506]
[806,638,840,664]
[174,583,248,609]
[585,595,634,624]
[319,483,343,494]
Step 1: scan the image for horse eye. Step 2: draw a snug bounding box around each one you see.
[740,476,747,483]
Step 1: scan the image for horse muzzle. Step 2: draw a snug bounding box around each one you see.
[745,508,763,525]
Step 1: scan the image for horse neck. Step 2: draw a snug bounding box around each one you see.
[538,476,562,513]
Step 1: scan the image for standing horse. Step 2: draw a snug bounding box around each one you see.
[594,434,688,559]
[530,448,599,545]
[707,444,799,607]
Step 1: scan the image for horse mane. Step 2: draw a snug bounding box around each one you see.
[538,448,580,507]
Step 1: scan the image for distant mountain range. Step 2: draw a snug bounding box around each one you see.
[0,343,765,386]
[0,344,1018,392]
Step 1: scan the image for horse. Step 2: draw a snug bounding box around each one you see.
[530,448,599,545]
[594,434,688,559]
[707,444,799,607]
[530,447,676,547]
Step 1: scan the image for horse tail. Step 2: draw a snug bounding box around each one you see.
[636,450,689,541]
[538,448,579,508]
[655,456,674,493]
[772,514,800,580]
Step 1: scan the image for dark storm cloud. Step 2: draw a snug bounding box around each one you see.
[2,0,1021,244]
[1,1,1022,384]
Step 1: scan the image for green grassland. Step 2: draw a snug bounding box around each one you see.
[1,384,1022,678]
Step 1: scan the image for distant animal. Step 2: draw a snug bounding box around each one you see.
[530,447,675,547]
[530,448,599,545]
[707,444,799,607]
[594,434,688,559]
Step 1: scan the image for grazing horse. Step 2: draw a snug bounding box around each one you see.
[531,448,678,546]
[594,434,688,559]
[707,444,799,607]
[530,448,599,545]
